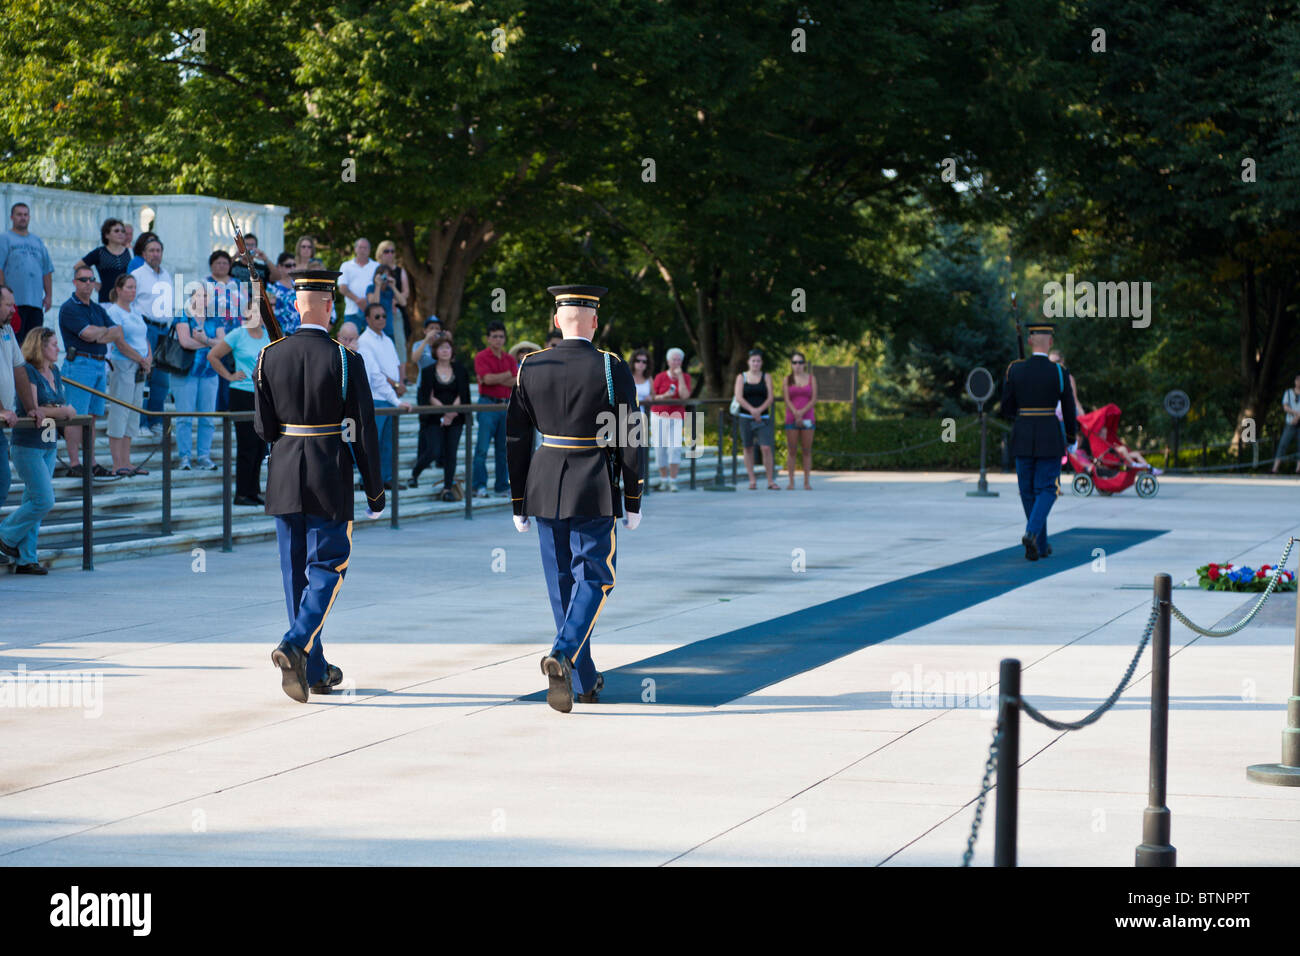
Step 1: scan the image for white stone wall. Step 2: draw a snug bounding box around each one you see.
[0,182,288,323]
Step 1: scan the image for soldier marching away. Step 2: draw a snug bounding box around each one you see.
[254,270,385,702]
[506,284,644,713]
[999,321,1078,561]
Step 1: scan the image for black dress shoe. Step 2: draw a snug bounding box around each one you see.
[310,664,344,694]
[0,537,18,561]
[540,654,573,713]
[576,672,604,704]
[1021,533,1039,561]
[15,563,48,575]
[271,640,309,703]
[407,476,419,489]
[233,495,261,506]
[1041,543,1053,557]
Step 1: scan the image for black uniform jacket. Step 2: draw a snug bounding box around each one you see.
[999,353,1078,459]
[506,337,644,519]
[254,326,385,521]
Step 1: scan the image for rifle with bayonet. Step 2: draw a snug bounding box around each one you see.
[228,208,283,341]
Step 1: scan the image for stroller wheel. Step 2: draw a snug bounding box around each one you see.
[1072,473,1094,496]
[1136,473,1159,498]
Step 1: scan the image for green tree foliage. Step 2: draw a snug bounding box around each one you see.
[1022,0,1300,448]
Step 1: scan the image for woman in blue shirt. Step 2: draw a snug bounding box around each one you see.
[0,328,75,574]
[207,297,270,505]
[172,285,222,471]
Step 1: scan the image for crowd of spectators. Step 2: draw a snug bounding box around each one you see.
[0,204,826,572]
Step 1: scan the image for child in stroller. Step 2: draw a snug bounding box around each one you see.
[1067,403,1160,497]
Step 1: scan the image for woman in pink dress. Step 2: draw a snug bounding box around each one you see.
[783,352,818,489]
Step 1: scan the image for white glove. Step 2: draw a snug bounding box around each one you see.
[365,509,382,520]
[513,515,531,533]
[622,512,641,531]
[1067,443,1078,455]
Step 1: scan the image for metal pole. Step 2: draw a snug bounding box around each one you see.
[390,410,400,529]
[464,409,473,519]
[715,408,725,486]
[81,416,94,571]
[1247,561,1300,785]
[1171,419,1181,471]
[221,417,233,553]
[967,406,999,497]
[1136,573,1177,865]
[161,417,172,535]
[688,403,697,490]
[731,412,738,486]
[994,658,1020,867]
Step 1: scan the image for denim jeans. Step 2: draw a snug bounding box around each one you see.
[0,427,10,507]
[472,398,508,492]
[142,322,171,429]
[374,399,394,483]
[0,443,56,564]
[172,373,219,462]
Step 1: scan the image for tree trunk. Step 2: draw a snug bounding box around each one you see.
[1230,259,1297,453]
[394,212,499,335]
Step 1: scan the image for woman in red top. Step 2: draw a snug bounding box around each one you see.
[651,347,692,492]
[783,351,818,489]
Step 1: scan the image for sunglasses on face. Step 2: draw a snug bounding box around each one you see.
[75,276,95,282]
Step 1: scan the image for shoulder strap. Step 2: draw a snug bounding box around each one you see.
[605,351,615,408]
[1056,363,1064,392]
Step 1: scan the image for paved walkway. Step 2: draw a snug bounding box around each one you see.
[1,471,1297,865]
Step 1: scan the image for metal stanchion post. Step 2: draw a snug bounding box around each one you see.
[221,417,233,552]
[1247,565,1300,785]
[81,416,94,571]
[994,658,1020,867]
[703,406,734,492]
[161,418,172,535]
[967,408,999,497]
[1136,573,1177,865]
[731,413,739,486]
[464,410,473,519]
[390,410,400,529]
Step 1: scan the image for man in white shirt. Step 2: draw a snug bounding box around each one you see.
[129,237,174,437]
[0,286,27,541]
[338,238,377,328]
[1272,373,1300,475]
[355,303,410,488]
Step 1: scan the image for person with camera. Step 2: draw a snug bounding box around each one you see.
[172,285,222,471]
[365,260,408,344]
[104,274,151,476]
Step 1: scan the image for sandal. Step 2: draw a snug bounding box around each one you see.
[767,482,780,490]
[65,464,84,478]
[748,480,758,490]
[92,464,112,477]
[113,467,135,477]
[130,465,150,476]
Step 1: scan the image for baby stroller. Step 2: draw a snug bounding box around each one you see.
[1067,403,1159,498]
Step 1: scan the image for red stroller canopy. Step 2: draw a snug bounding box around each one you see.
[1078,403,1123,457]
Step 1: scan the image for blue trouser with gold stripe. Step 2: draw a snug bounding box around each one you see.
[1016,456,1060,552]
[276,514,352,685]
[536,516,616,695]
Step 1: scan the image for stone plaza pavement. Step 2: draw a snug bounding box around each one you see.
[1,471,1297,866]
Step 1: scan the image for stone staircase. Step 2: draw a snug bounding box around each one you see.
[1,412,730,570]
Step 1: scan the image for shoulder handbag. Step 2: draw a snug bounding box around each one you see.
[153,321,195,375]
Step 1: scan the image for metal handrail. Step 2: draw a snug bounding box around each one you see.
[46,376,753,569]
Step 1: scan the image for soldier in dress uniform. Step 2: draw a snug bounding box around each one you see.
[999,322,1078,561]
[506,284,644,713]
[254,269,385,702]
